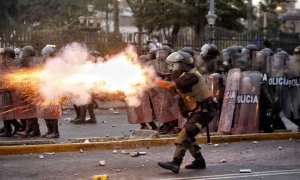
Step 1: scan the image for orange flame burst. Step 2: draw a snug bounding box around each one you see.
[3,43,156,107]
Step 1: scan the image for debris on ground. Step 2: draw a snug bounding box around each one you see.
[113,149,117,154]
[278,146,282,150]
[221,159,227,163]
[99,160,106,166]
[80,149,84,153]
[240,169,251,173]
[214,144,219,147]
[38,155,44,159]
[44,152,55,155]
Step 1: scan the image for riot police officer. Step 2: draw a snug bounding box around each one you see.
[155,50,216,173]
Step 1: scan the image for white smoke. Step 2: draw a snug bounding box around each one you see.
[39,43,156,106]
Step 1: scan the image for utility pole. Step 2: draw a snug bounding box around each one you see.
[113,0,120,34]
[247,0,253,31]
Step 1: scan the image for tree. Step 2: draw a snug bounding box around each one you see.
[127,0,248,44]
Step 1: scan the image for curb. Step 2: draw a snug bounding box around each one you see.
[0,132,299,155]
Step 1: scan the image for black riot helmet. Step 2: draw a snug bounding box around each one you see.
[200,44,219,60]
[181,47,194,57]
[3,47,15,59]
[147,42,158,60]
[166,51,194,78]
[245,44,258,52]
[293,46,300,55]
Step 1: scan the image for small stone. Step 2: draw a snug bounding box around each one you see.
[214,144,219,147]
[99,160,105,166]
[130,151,139,157]
[129,130,133,132]
[208,142,212,145]
[278,146,282,150]
[121,150,129,154]
[44,152,55,155]
[84,139,90,143]
[220,159,226,163]
[142,164,145,167]
[102,120,107,124]
[113,111,119,114]
[109,108,114,111]
[117,169,121,172]
[74,174,78,176]
[124,168,127,170]
[106,134,110,137]
[112,125,115,127]
[80,149,84,153]
[225,143,228,145]
[38,155,44,159]
[289,138,293,141]
[113,149,117,154]
[253,141,258,144]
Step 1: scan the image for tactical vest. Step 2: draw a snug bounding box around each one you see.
[179,68,212,111]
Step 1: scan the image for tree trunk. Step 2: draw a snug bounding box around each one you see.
[171,23,180,46]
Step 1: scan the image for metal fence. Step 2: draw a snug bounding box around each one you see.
[0,28,299,55]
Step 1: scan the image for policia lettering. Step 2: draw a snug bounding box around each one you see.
[262,74,300,87]
[224,91,259,104]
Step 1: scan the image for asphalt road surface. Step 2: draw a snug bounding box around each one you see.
[0,140,299,180]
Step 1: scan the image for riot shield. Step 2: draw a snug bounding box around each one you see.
[37,105,62,119]
[153,49,170,74]
[231,71,261,134]
[252,51,272,75]
[126,90,153,124]
[13,91,37,119]
[0,91,15,120]
[218,68,241,134]
[149,86,179,123]
[203,73,224,132]
[271,55,285,77]
[287,55,300,120]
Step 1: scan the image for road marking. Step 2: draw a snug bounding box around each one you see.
[160,169,300,180]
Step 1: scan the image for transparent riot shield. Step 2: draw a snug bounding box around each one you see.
[203,73,224,132]
[126,90,153,124]
[149,87,179,123]
[218,68,241,134]
[0,91,15,120]
[231,71,261,134]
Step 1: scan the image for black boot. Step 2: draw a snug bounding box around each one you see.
[29,118,41,137]
[140,123,149,129]
[10,119,22,135]
[73,106,86,124]
[158,160,181,173]
[0,126,4,133]
[148,121,158,130]
[71,104,80,123]
[46,120,59,139]
[19,119,27,132]
[86,103,97,123]
[0,121,13,137]
[42,119,52,138]
[185,153,206,169]
[17,119,32,137]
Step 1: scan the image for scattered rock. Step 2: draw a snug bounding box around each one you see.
[113,149,117,154]
[214,144,219,147]
[208,142,212,145]
[278,146,282,150]
[130,151,139,157]
[121,150,129,154]
[74,174,78,176]
[113,111,119,114]
[109,108,114,111]
[253,141,258,144]
[102,120,107,124]
[240,169,251,173]
[117,169,121,172]
[84,139,90,143]
[225,143,228,145]
[142,164,145,167]
[112,125,115,127]
[99,160,105,166]
[289,138,293,141]
[38,155,44,159]
[80,149,84,153]
[44,152,55,155]
[220,159,226,163]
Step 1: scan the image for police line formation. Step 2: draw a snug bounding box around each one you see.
[0,42,299,173]
[0,44,300,139]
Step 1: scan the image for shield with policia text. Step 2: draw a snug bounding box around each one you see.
[218,68,241,134]
[231,71,261,134]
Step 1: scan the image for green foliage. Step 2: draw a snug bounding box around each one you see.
[259,0,296,13]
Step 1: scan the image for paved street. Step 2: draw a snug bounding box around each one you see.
[0,105,298,143]
[0,140,299,180]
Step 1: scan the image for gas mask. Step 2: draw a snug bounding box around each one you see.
[168,62,183,78]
